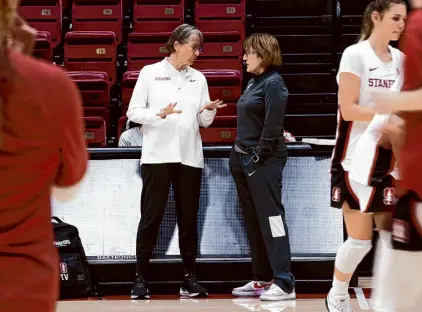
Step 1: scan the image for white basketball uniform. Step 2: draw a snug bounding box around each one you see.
[331,40,404,212]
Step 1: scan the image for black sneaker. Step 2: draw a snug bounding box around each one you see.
[180,273,208,298]
[131,275,150,299]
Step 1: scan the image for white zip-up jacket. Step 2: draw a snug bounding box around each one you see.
[127,58,216,168]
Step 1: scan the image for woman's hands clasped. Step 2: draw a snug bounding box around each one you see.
[199,99,226,113]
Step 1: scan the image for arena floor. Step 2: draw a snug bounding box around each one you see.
[57,293,371,311]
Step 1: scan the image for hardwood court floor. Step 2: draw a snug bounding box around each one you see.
[57,295,369,311]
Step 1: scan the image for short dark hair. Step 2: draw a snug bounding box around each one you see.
[165,24,204,54]
[243,33,282,68]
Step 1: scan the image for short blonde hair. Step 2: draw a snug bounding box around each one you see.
[243,33,282,68]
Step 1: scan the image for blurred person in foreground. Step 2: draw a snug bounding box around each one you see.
[0,2,88,311]
[370,1,422,311]
[127,24,225,299]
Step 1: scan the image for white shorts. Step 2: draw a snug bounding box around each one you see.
[348,177,396,213]
[372,232,422,312]
[348,178,376,213]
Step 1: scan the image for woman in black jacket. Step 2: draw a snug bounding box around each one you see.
[230,33,295,301]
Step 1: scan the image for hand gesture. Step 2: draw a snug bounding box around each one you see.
[372,92,401,115]
[199,99,226,113]
[378,123,404,156]
[156,103,182,119]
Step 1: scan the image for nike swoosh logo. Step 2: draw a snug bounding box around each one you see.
[190,79,196,82]
[369,67,379,71]
[253,282,266,289]
[248,171,256,177]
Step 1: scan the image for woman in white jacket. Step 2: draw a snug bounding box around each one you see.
[127,24,225,300]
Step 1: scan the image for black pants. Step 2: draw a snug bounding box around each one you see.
[136,163,202,277]
[229,150,295,293]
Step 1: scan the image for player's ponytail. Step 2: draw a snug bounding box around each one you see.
[359,2,376,42]
[359,0,406,42]
[0,0,16,147]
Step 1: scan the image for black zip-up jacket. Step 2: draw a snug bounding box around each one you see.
[235,70,288,160]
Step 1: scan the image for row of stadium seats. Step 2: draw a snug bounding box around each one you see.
[24,0,245,147]
[24,0,245,84]
[24,0,371,146]
[67,68,335,118]
[19,0,245,46]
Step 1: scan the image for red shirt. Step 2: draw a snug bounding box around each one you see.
[399,9,422,197]
[0,51,87,311]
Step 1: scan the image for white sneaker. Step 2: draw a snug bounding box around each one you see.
[232,281,273,297]
[259,284,296,301]
[325,293,353,312]
[283,130,296,142]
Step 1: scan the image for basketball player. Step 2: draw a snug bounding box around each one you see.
[327,1,407,311]
[0,1,88,311]
[369,2,422,310]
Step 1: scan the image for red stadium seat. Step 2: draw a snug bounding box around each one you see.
[67,71,110,106]
[200,69,241,102]
[193,32,243,72]
[200,127,236,143]
[127,58,160,71]
[18,0,62,48]
[64,31,117,84]
[212,116,237,126]
[122,71,140,107]
[216,103,236,116]
[67,71,111,131]
[196,19,244,36]
[84,117,107,147]
[84,107,111,132]
[195,0,245,19]
[193,57,243,72]
[133,0,184,32]
[33,31,53,61]
[127,32,170,71]
[72,0,123,43]
[202,32,242,58]
[195,0,245,36]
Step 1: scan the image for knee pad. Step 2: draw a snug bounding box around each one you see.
[335,237,372,274]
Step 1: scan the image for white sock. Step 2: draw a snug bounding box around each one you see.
[330,275,350,300]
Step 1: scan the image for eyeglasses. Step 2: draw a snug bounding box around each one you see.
[190,44,204,53]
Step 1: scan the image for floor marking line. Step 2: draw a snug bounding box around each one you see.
[354,287,370,310]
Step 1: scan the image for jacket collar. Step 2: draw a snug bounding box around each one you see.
[253,68,278,83]
[160,58,193,79]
